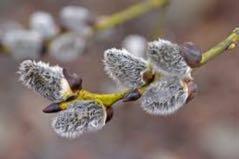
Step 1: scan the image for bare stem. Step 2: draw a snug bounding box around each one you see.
[200,28,239,65]
[93,0,169,31]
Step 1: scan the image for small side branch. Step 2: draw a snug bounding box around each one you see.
[200,28,239,65]
[94,0,169,31]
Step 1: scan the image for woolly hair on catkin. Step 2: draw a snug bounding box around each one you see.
[2,30,43,60]
[141,76,188,115]
[52,100,107,139]
[147,39,191,78]
[49,32,86,62]
[103,48,148,88]
[122,35,147,58]
[18,60,73,102]
[59,6,93,36]
[30,11,59,40]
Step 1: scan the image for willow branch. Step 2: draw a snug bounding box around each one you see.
[200,28,239,65]
[0,0,169,55]
[84,27,239,107]
[93,0,169,31]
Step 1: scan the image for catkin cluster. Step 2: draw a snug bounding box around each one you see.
[104,39,200,115]
[0,6,94,61]
[18,37,201,139]
[18,60,108,139]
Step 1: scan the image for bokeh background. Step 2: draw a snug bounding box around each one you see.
[0,0,239,159]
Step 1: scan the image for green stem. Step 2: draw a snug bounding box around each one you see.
[93,0,169,31]
[77,89,127,107]
[60,85,151,110]
[200,28,239,65]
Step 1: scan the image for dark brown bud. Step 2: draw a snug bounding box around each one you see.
[123,88,142,102]
[59,25,68,33]
[0,43,5,53]
[86,15,97,27]
[43,103,63,113]
[40,41,48,56]
[105,107,113,123]
[180,42,202,68]
[184,79,198,103]
[63,68,82,92]
[142,69,155,85]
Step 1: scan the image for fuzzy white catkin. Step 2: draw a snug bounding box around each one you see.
[18,60,73,102]
[104,48,148,88]
[52,100,107,139]
[60,6,93,36]
[122,35,147,58]
[30,11,59,40]
[0,21,23,39]
[2,30,43,60]
[141,76,188,115]
[49,32,86,62]
[147,39,191,78]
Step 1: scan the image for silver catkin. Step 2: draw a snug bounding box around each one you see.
[141,76,188,115]
[122,34,147,58]
[103,48,148,88]
[52,100,107,139]
[18,60,72,102]
[2,30,43,60]
[59,6,93,36]
[49,32,86,62]
[30,11,59,40]
[147,39,191,78]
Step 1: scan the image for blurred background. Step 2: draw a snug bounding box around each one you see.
[0,0,239,159]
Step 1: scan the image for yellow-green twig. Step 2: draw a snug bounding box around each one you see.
[200,28,239,65]
[0,0,169,55]
[59,89,127,110]
[67,27,239,109]
[94,0,169,31]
